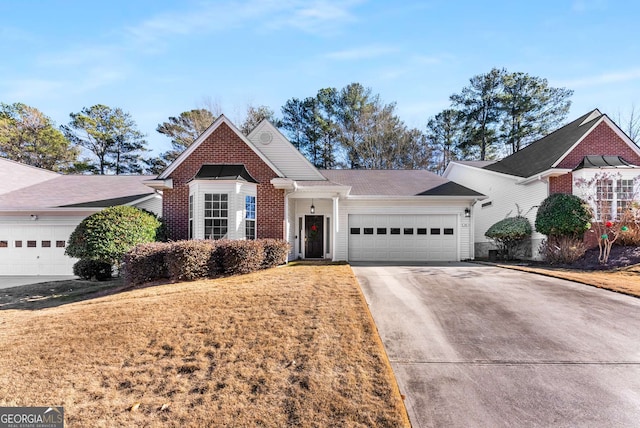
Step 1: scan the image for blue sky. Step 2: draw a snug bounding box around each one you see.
[1,0,639,156]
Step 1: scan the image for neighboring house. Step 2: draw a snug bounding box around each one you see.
[146,115,484,263]
[0,158,161,275]
[444,109,640,258]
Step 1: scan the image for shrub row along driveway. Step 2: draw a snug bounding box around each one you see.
[353,262,640,428]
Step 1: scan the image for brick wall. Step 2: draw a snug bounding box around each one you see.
[549,121,640,195]
[162,122,285,241]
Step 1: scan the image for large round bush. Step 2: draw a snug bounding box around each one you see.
[66,206,161,266]
[535,193,591,237]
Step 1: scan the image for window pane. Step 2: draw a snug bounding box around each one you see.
[0,240,7,248]
[15,240,22,247]
[390,228,400,235]
[364,228,374,235]
[246,219,256,240]
[56,240,65,248]
[444,228,454,235]
[430,228,441,235]
[42,240,51,248]
[417,228,427,235]
[245,195,256,220]
[204,194,229,240]
[377,228,387,235]
[27,240,36,247]
[350,228,360,235]
[404,228,414,235]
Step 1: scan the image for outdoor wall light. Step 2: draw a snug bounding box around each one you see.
[464,208,471,218]
[310,199,315,214]
[30,214,38,221]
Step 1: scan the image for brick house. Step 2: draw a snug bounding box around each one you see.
[444,109,640,258]
[146,115,484,262]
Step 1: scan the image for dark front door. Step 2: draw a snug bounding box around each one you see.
[305,215,323,258]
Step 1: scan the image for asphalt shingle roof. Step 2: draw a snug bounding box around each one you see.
[320,169,483,197]
[483,109,602,178]
[0,175,156,210]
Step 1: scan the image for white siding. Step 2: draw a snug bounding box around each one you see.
[132,194,162,217]
[248,121,326,181]
[446,163,548,258]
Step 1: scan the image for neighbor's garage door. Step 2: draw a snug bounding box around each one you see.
[0,223,78,275]
[348,214,458,262]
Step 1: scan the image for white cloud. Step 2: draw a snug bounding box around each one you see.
[556,68,640,88]
[126,0,364,47]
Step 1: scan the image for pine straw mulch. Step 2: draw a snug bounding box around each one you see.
[493,246,640,298]
[0,264,410,427]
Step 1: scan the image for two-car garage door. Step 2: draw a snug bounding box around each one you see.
[348,214,458,262]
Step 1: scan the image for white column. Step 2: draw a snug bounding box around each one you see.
[332,196,339,261]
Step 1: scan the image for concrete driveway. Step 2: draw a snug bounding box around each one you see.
[353,262,640,428]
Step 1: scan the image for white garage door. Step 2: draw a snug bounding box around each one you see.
[0,223,78,276]
[348,214,458,262]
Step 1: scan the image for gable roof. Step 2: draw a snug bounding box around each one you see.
[247,120,326,180]
[320,169,483,197]
[0,175,156,210]
[483,109,604,178]
[158,115,284,180]
[192,164,259,183]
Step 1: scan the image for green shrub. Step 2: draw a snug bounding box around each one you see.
[538,235,587,265]
[485,216,532,259]
[261,239,291,268]
[73,259,112,281]
[122,242,171,286]
[221,240,264,275]
[166,240,218,281]
[66,206,161,267]
[535,193,591,237]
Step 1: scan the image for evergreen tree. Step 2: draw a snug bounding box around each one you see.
[0,102,78,171]
[63,104,148,175]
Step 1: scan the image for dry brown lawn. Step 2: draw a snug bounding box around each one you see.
[495,263,640,297]
[0,265,410,427]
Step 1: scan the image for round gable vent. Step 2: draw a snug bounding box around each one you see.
[259,131,273,145]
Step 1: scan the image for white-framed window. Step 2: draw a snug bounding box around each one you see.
[204,193,228,240]
[245,195,256,240]
[595,178,636,221]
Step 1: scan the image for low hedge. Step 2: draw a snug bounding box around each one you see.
[261,238,291,268]
[166,240,218,282]
[122,239,291,286]
[122,242,171,286]
[221,240,264,275]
